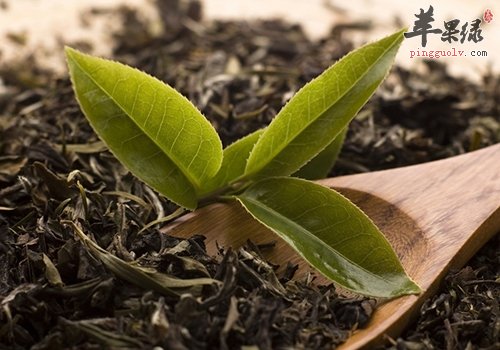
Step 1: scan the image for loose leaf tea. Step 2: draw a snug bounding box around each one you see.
[1,3,498,348]
[67,220,218,297]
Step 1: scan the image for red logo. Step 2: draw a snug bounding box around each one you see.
[484,9,493,23]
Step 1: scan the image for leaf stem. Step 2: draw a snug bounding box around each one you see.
[139,207,186,233]
[197,179,252,208]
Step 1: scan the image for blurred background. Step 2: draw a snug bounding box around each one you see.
[1,0,498,81]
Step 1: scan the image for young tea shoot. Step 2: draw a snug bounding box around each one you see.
[65,28,421,298]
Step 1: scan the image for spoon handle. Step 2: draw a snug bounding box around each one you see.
[322,144,500,349]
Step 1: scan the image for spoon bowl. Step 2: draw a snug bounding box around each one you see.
[163,144,500,349]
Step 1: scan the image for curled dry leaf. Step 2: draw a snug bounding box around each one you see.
[64,221,219,297]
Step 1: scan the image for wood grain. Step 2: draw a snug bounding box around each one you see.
[162,143,500,349]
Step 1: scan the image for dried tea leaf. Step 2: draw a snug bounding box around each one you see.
[42,253,64,287]
[56,141,108,154]
[139,207,185,233]
[151,298,170,335]
[103,190,152,209]
[0,206,15,211]
[33,162,73,200]
[0,155,27,181]
[65,221,218,297]
[162,253,211,277]
[61,318,143,348]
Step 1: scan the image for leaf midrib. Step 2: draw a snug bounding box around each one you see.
[70,55,200,189]
[239,194,398,287]
[251,33,401,174]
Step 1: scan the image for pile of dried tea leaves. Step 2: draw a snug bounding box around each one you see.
[381,236,499,350]
[1,1,499,349]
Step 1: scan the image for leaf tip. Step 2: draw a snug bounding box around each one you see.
[64,45,82,62]
[389,276,421,298]
[63,45,75,55]
[64,46,86,78]
[404,278,422,295]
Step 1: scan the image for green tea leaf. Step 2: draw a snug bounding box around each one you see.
[65,47,223,209]
[294,126,348,180]
[236,177,420,297]
[245,29,405,179]
[198,129,264,197]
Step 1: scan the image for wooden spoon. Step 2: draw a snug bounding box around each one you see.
[162,143,500,349]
